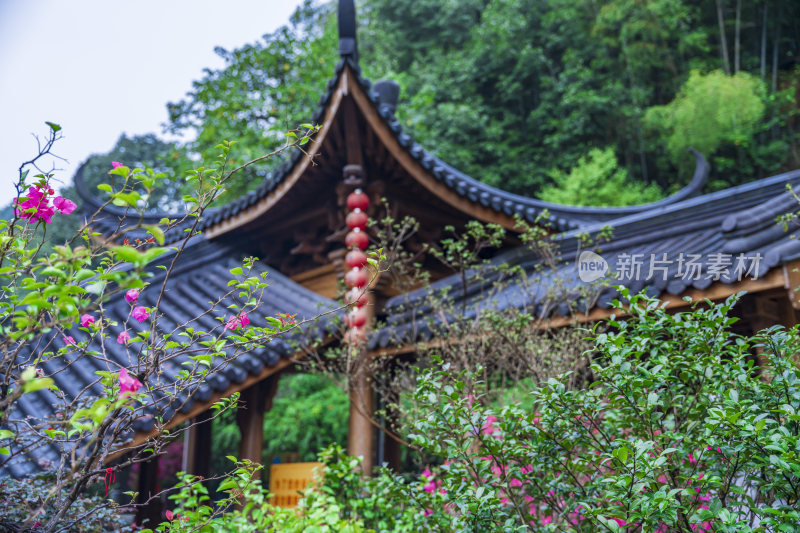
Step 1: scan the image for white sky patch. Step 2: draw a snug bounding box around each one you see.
[0,0,305,206]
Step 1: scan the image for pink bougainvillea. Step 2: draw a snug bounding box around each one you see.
[52,196,76,214]
[63,336,76,346]
[111,161,123,169]
[80,314,95,327]
[225,313,250,330]
[117,330,130,344]
[13,185,75,223]
[131,306,150,322]
[118,368,142,398]
[124,289,139,303]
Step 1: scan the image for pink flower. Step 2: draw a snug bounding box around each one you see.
[14,186,55,224]
[165,510,174,521]
[52,196,76,214]
[510,478,523,487]
[125,289,139,303]
[80,314,95,327]
[423,481,436,493]
[612,518,628,526]
[118,368,142,398]
[111,161,123,169]
[63,336,76,346]
[542,516,553,526]
[225,313,249,330]
[481,415,499,435]
[117,331,130,344]
[131,306,150,322]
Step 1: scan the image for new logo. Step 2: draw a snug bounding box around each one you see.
[578,251,608,282]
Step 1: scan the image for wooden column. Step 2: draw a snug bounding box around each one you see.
[182,410,212,478]
[134,453,162,527]
[348,352,375,473]
[237,375,280,465]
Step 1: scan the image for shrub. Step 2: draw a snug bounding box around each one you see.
[317,291,800,531]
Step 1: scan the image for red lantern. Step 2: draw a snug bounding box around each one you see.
[349,308,368,328]
[345,308,368,328]
[345,229,369,250]
[344,268,368,288]
[344,327,366,345]
[347,190,369,211]
[345,249,368,269]
[346,209,368,230]
[345,288,368,307]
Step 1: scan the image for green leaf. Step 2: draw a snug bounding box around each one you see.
[145,225,165,245]
[22,377,55,393]
[45,121,61,132]
[112,246,145,264]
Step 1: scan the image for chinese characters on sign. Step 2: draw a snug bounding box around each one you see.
[578,251,762,283]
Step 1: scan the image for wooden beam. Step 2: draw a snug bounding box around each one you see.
[181,410,212,478]
[342,98,364,168]
[237,386,264,465]
[783,259,800,309]
[106,339,333,464]
[237,375,280,465]
[134,453,162,527]
[348,357,375,474]
[291,263,339,299]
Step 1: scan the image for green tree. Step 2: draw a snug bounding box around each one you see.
[539,146,661,206]
[164,1,338,203]
[644,69,772,186]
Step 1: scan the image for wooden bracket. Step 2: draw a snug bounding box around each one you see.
[783,260,800,309]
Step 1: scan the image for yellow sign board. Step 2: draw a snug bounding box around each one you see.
[269,462,322,508]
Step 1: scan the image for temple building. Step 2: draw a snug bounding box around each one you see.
[3,0,800,525]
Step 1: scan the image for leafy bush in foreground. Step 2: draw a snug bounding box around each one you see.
[317,291,800,532]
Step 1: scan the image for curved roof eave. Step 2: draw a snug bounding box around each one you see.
[344,67,710,232]
[75,57,709,243]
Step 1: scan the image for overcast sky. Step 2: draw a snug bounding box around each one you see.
[0,0,305,207]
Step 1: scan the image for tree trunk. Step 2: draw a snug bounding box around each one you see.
[734,0,742,73]
[760,2,767,81]
[716,0,731,74]
[772,3,781,93]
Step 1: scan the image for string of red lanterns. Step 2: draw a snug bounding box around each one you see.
[344,188,370,344]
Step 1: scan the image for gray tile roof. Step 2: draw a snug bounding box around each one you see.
[371,168,800,349]
[73,58,711,243]
[1,238,337,478]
